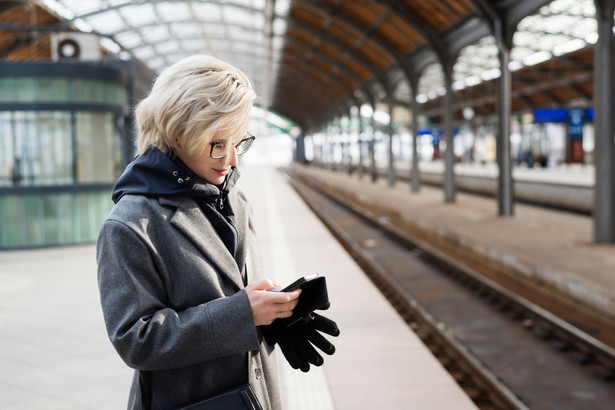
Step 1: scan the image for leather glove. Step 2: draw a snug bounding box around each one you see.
[262,312,340,372]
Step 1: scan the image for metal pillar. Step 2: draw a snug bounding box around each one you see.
[387,90,395,187]
[370,98,378,183]
[593,0,615,243]
[358,104,365,179]
[495,20,514,216]
[410,76,420,193]
[443,66,455,203]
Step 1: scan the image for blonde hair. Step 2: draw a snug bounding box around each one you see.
[135,55,256,159]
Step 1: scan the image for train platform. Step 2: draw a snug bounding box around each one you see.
[289,163,615,329]
[0,163,477,409]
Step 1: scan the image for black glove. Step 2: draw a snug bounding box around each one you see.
[262,312,340,372]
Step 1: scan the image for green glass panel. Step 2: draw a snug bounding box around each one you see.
[0,78,16,102]
[59,194,74,244]
[55,78,71,102]
[22,196,42,245]
[77,193,89,241]
[16,78,36,102]
[43,195,60,244]
[37,78,53,102]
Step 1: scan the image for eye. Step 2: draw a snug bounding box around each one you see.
[213,141,227,149]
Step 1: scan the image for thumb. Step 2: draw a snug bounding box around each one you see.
[246,279,279,291]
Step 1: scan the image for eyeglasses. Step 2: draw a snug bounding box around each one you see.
[209,132,256,159]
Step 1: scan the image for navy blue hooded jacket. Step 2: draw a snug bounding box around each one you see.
[112,147,240,258]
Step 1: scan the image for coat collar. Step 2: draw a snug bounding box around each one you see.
[161,194,249,291]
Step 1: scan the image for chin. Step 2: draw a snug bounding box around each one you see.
[207,175,225,185]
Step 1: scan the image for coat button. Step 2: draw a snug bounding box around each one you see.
[254,368,262,379]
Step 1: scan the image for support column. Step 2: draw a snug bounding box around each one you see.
[593,0,615,243]
[358,104,365,179]
[410,76,420,193]
[495,20,514,216]
[387,90,395,187]
[443,65,455,203]
[370,98,378,183]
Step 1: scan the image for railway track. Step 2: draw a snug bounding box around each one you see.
[282,167,615,410]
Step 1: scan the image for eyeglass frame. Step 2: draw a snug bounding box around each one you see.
[209,132,256,159]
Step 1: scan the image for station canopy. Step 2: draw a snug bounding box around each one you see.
[3,0,608,131]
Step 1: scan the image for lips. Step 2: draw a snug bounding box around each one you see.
[214,168,229,176]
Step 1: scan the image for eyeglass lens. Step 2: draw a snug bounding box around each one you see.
[210,135,254,159]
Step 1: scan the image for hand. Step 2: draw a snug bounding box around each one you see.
[262,312,340,372]
[246,279,301,326]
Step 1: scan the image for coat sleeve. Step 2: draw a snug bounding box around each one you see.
[96,219,260,371]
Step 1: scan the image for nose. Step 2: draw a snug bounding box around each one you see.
[228,146,239,166]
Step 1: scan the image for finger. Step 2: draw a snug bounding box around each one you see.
[310,313,340,337]
[278,335,309,371]
[246,279,278,291]
[291,334,324,368]
[277,297,301,313]
[269,288,301,304]
[304,327,336,355]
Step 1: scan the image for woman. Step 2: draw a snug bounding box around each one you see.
[96,55,307,409]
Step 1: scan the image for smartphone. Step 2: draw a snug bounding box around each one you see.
[280,273,321,292]
[276,274,330,325]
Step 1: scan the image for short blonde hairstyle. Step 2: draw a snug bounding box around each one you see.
[135,55,256,159]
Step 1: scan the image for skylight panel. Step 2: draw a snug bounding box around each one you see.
[156,40,182,55]
[56,0,101,15]
[272,36,285,51]
[147,56,167,72]
[114,31,144,49]
[223,5,253,26]
[202,24,227,37]
[134,46,156,60]
[275,0,291,15]
[120,3,157,27]
[273,19,287,36]
[83,11,127,35]
[181,39,208,52]
[108,0,133,7]
[231,28,261,43]
[170,23,200,38]
[191,3,223,21]
[155,1,191,23]
[140,25,172,44]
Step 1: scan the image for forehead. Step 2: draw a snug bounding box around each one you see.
[212,128,246,142]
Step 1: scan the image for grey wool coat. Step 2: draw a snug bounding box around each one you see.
[96,187,281,409]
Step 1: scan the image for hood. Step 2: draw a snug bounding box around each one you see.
[111,148,240,206]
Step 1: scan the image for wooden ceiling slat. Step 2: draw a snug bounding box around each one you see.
[291,4,327,29]
[318,42,344,61]
[405,0,456,30]
[359,40,394,69]
[379,14,424,53]
[287,28,318,47]
[328,20,363,48]
[339,1,384,27]
[346,60,373,81]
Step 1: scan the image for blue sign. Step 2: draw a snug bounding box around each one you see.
[586,107,594,122]
[534,108,568,123]
[568,108,584,139]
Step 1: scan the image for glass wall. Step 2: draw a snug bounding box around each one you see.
[0,62,131,249]
[0,111,123,186]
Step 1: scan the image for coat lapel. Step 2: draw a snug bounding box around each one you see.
[230,191,249,278]
[162,197,245,291]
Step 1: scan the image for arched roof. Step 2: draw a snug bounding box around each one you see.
[0,0,605,130]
